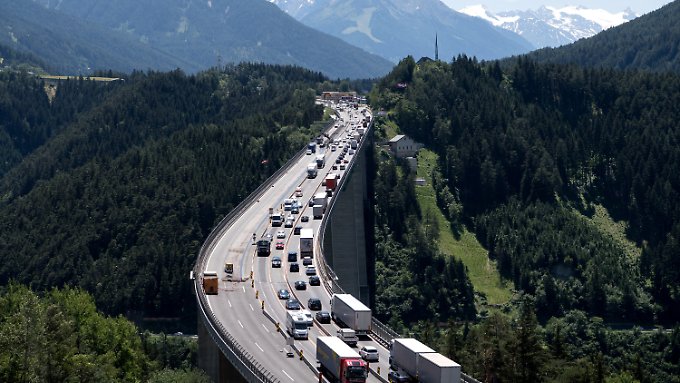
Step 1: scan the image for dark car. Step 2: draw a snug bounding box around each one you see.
[277,289,290,300]
[307,297,322,311]
[287,251,298,262]
[285,299,300,310]
[302,257,313,266]
[294,225,302,235]
[309,275,320,286]
[294,280,307,290]
[336,158,341,164]
[289,262,299,272]
[301,216,309,222]
[271,256,281,268]
[315,311,331,324]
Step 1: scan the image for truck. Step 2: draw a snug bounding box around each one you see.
[307,163,318,178]
[256,239,271,257]
[286,310,309,340]
[316,154,326,169]
[350,139,358,149]
[325,173,339,192]
[271,212,283,227]
[357,127,365,136]
[300,228,314,258]
[202,271,219,295]
[313,204,324,219]
[418,352,461,383]
[313,193,327,209]
[317,336,368,383]
[352,132,361,142]
[330,294,371,335]
[336,328,358,347]
[389,338,436,379]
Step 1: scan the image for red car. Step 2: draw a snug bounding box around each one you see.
[276,241,285,250]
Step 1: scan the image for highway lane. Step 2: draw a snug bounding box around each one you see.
[204,104,388,382]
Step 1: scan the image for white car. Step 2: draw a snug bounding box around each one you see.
[359,346,379,362]
[276,230,286,239]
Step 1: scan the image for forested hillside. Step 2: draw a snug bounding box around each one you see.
[370,56,680,380]
[0,64,325,329]
[527,1,680,72]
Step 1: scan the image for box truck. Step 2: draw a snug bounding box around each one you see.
[325,173,339,191]
[202,271,218,295]
[317,336,367,383]
[331,294,371,335]
[300,228,314,258]
[389,338,436,378]
[418,352,461,383]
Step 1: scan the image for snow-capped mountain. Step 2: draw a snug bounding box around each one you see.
[269,0,534,63]
[457,5,637,48]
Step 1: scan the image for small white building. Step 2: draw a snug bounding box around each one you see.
[388,134,422,158]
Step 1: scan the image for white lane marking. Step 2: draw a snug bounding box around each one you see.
[227,299,232,308]
[249,304,254,311]
[238,320,244,328]
[255,342,264,352]
[242,286,246,293]
[261,323,270,333]
[282,370,294,381]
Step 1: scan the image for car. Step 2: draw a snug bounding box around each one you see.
[275,241,285,250]
[349,149,355,155]
[276,230,286,239]
[277,289,290,299]
[315,311,331,324]
[335,159,341,164]
[295,187,303,197]
[360,346,379,362]
[291,206,299,214]
[294,280,307,290]
[301,215,309,222]
[307,297,322,311]
[285,299,300,310]
[302,257,313,266]
[308,198,314,207]
[340,164,346,170]
[343,159,349,163]
[294,225,302,235]
[271,256,282,268]
[305,266,317,276]
[331,145,336,152]
[388,369,412,383]
[289,262,299,272]
[306,149,312,155]
[284,218,294,228]
[309,275,320,286]
[287,251,298,262]
[332,165,338,170]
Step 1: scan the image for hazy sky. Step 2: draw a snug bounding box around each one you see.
[442,0,675,15]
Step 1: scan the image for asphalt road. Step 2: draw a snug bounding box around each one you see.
[203,104,391,382]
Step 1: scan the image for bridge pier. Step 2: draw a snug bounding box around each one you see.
[198,316,247,383]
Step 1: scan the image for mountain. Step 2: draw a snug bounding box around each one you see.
[0,1,193,74]
[458,5,637,49]
[24,0,392,79]
[527,1,680,72]
[269,0,534,63]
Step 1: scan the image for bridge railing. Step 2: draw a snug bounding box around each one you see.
[193,116,334,382]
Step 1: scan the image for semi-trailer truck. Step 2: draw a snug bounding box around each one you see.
[389,338,436,379]
[418,352,461,383]
[300,228,314,258]
[286,311,308,340]
[317,336,368,383]
[325,173,339,191]
[313,204,324,219]
[330,294,371,335]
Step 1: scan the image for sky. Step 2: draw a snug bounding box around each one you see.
[442,0,674,15]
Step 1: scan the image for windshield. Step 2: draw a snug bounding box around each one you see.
[295,323,307,330]
[346,366,367,379]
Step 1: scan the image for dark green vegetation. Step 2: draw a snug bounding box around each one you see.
[0,43,47,73]
[373,150,476,331]
[0,284,208,382]
[528,1,680,72]
[8,0,393,79]
[0,64,326,330]
[371,56,680,323]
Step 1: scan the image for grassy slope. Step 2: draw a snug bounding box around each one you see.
[415,149,513,306]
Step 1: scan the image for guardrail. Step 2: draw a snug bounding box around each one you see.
[194,118,334,383]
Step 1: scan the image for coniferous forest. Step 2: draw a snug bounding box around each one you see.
[370,56,680,381]
[0,64,325,329]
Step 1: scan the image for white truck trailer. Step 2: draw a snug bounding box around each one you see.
[418,352,461,383]
[330,294,371,335]
[389,338,436,379]
[300,228,314,258]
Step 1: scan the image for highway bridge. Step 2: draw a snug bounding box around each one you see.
[193,102,480,383]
